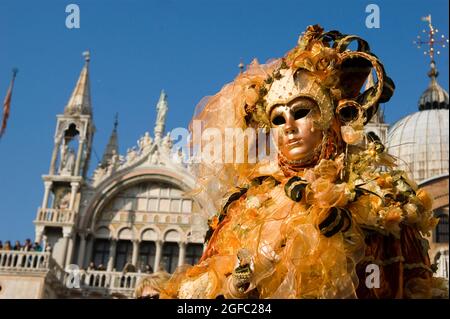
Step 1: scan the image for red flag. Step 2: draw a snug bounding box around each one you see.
[0,69,18,138]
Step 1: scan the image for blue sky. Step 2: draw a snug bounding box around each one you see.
[0,0,448,241]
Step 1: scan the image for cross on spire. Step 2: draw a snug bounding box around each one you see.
[413,14,448,78]
[414,15,449,111]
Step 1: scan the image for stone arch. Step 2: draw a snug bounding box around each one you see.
[164,230,180,242]
[80,167,201,232]
[117,227,134,240]
[94,226,111,239]
[59,121,83,136]
[140,227,160,241]
[162,226,186,242]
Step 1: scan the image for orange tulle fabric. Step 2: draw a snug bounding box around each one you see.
[164,175,366,299]
[160,151,439,299]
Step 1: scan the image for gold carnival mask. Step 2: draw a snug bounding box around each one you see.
[265,66,335,132]
[266,68,333,164]
[270,96,324,164]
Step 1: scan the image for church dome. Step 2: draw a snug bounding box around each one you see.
[387,109,449,182]
[387,60,449,183]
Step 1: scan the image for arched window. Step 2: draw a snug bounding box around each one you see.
[114,240,133,271]
[161,242,179,273]
[185,244,203,265]
[92,239,109,269]
[58,123,80,176]
[138,241,156,272]
[435,213,449,243]
[115,182,187,214]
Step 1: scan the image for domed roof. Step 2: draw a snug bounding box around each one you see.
[387,109,449,182]
[418,66,449,111]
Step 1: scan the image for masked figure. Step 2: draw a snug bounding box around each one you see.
[161,25,445,299]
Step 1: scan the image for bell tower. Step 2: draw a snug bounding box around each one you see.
[34,51,95,269]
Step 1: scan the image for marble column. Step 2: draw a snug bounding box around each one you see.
[65,234,75,267]
[34,226,45,245]
[41,181,52,211]
[42,235,48,252]
[107,239,117,271]
[153,240,163,272]
[131,240,140,267]
[74,139,85,176]
[49,137,62,175]
[69,182,79,211]
[59,229,72,268]
[84,235,94,269]
[77,233,87,268]
[178,242,186,267]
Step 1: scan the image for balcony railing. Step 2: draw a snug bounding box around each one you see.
[0,250,50,272]
[62,270,147,297]
[35,208,75,225]
[0,250,151,298]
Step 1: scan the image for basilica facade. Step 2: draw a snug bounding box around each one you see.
[0,53,209,298]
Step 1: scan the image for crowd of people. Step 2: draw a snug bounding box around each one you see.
[0,238,51,268]
[0,239,47,252]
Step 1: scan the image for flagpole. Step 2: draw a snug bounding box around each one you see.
[0,68,19,139]
[12,68,18,81]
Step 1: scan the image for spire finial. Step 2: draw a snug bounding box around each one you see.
[82,50,91,64]
[238,58,244,74]
[114,112,118,130]
[414,14,448,80]
[12,68,18,78]
[101,113,119,167]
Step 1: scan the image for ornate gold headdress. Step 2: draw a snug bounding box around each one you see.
[187,24,396,211]
[244,24,395,144]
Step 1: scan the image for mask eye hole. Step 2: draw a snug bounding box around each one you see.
[271,115,286,126]
[293,108,311,120]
